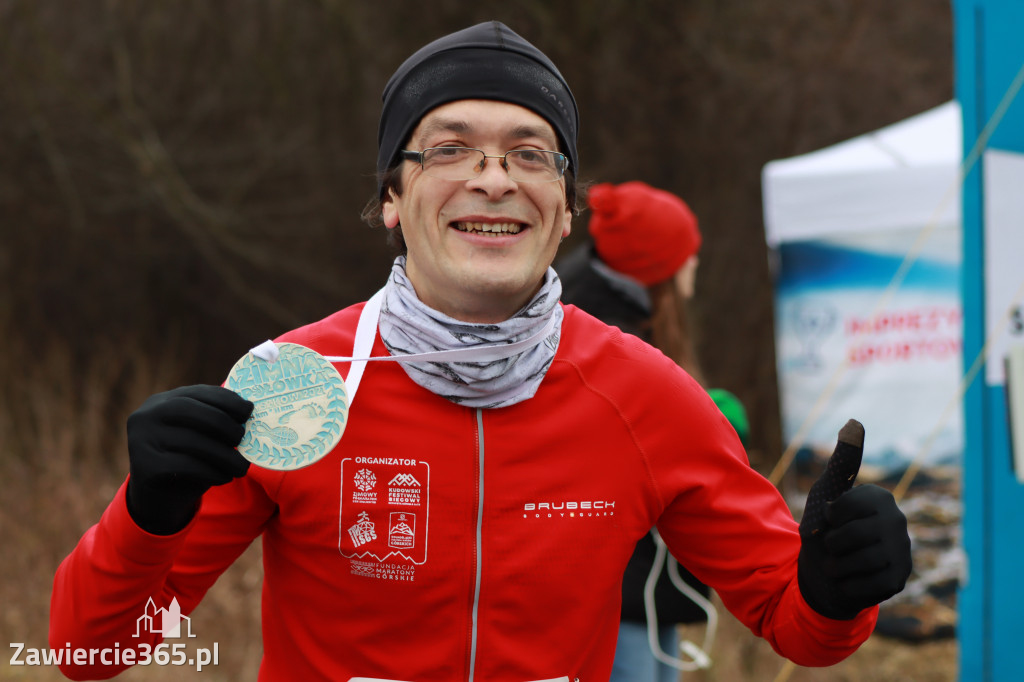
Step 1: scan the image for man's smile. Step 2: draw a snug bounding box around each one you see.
[451,221,524,236]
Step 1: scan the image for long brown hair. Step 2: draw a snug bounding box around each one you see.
[647,278,705,386]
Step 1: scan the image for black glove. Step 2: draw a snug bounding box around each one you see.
[126,385,254,535]
[797,419,912,620]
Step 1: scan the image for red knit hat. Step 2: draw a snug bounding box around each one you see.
[586,181,702,286]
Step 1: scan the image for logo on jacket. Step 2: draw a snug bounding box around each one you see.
[388,472,422,507]
[351,468,378,504]
[339,458,430,573]
[389,473,420,487]
[388,512,416,549]
[523,499,616,519]
[348,511,377,548]
[354,468,377,491]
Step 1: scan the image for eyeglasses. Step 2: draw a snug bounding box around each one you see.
[400,147,568,183]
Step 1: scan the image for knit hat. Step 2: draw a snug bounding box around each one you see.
[377,21,579,197]
[586,181,702,286]
[707,388,750,445]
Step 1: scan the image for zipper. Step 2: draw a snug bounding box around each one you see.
[468,408,485,682]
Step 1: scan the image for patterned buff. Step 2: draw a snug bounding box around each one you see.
[378,257,563,408]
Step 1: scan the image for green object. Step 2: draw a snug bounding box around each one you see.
[707,388,749,445]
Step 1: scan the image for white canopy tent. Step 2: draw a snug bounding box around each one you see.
[762,101,963,247]
[761,102,966,473]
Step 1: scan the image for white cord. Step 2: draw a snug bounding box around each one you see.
[643,530,717,671]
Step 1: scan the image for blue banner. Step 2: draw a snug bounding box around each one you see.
[774,227,963,475]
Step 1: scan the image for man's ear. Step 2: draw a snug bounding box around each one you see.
[382,189,400,229]
[560,205,572,239]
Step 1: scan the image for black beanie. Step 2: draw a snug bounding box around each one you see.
[377,21,579,197]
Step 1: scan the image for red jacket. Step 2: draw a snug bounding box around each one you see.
[51,303,876,681]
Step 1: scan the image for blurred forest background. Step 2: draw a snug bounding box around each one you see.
[1,0,956,679]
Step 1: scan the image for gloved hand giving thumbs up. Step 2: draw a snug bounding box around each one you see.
[797,419,912,620]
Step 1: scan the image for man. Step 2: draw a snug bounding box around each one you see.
[50,21,911,682]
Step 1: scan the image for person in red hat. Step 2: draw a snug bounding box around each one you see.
[562,181,704,374]
[558,181,750,681]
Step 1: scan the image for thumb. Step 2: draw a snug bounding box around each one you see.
[800,419,864,535]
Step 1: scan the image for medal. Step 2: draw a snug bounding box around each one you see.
[225,342,348,470]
